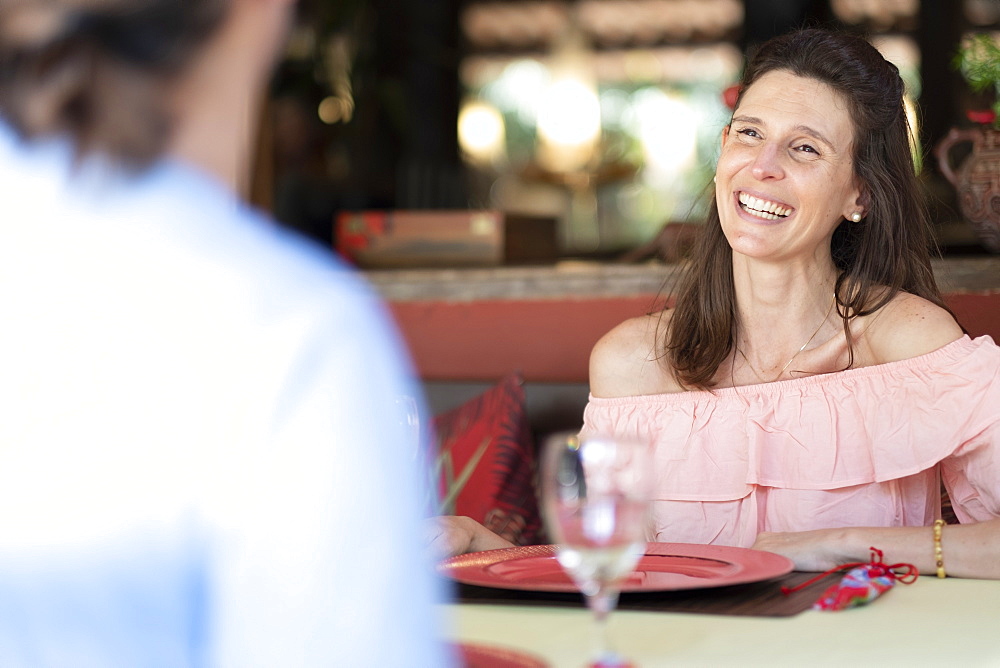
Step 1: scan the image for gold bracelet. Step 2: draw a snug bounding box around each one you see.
[933,518,946,578]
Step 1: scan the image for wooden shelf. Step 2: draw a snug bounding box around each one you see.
[368,257,1000,301]
[368,257,1000,383]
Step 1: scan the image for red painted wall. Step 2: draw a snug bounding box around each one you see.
[389,292,1000,384]
[949,293,1000,344]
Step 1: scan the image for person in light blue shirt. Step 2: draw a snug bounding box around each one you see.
[0,1,447,665]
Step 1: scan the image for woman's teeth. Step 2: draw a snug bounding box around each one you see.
[738,192,791,220]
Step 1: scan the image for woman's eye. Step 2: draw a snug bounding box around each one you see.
[796,144,819,154]
[736,128,760,139]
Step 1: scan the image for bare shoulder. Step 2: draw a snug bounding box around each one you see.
[589,311,681,397]
[863,292,964,364]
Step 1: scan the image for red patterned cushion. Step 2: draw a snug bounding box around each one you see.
[433,373,542,546]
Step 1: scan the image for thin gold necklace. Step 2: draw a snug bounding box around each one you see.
[738,296,836,383]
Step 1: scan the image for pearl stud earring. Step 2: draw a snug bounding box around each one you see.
[850,212,862,222]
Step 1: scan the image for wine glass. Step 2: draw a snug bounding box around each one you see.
[540,431,653,667]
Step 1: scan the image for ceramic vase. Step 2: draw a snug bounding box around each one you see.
[936,125,1000,253]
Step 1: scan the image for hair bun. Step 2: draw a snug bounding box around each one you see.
[0,0,227,167]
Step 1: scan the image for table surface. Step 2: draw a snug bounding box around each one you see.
[444,576,1000,667]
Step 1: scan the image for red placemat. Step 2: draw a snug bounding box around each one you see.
[450,570,841,617]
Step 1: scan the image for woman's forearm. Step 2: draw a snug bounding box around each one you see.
[754,519,1000,579]
[851,519,1000,579]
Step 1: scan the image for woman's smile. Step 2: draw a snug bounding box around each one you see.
[735,190,794,222]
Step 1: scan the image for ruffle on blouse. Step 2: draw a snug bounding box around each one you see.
[583,336,1000,508]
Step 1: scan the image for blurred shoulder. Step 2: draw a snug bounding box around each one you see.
[589,310,681,398]
[863,292,964,364]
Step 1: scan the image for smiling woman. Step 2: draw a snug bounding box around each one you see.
[652,29,956,392]
[435,27,1000,581]
[434,29,1000,582]
[579,28,1000,580]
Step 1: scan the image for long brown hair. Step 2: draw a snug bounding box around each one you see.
[666,28,951,390]
[0,0,227,169]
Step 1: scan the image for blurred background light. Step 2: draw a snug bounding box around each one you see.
[537,78,602,158]
[458,101,507,165]
[630,88,699,179]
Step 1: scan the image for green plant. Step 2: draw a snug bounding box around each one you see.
[953,33,1000,128]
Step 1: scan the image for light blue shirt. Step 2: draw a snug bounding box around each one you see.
[0,123,447,667]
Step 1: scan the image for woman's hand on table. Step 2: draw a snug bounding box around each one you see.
[752,528,856,572]
[424,515,516,559]
[758,520,1000,579]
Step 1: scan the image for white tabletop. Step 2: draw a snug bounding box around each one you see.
[444,576,1000,667]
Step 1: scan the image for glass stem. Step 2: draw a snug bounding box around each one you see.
[588,586,622,666]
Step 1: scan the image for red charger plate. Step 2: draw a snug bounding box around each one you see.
[439,542,793,593]
[453,642,548,668]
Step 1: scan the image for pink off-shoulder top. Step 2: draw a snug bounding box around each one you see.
[582,335,1000,547]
